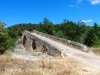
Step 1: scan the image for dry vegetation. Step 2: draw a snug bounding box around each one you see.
[0,54,100,75]
[93,48,100,55]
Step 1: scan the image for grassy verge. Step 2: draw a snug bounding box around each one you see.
[0,54,100,75]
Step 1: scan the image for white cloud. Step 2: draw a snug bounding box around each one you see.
[82,19,93,23]
[69,5,74,7]
[89,0,100,5]
[77,0,83,4]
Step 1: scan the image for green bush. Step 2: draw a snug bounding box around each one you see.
[0,24,8,54]
[7,37,18,49]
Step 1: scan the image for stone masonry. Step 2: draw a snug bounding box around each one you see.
[15,30,88,56]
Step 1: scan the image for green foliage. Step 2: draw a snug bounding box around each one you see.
[85,23,100,47]
[7,37,18,49]
[0,22,8,54]
[36,18,53,35]
[6,18,100,47]
[8,30,17,38]
[7,23,36,36]
[84,29,94,46]
[42,17,53,25]
[55,31,65,38]
[0,21,6,28]
[92,35,100,47]
[76,20,87,43]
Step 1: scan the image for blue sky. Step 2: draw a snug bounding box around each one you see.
[0,0,100,27]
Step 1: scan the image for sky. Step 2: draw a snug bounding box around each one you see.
[0,0,100,27]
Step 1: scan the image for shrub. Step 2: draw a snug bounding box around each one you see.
[0,22,8,54]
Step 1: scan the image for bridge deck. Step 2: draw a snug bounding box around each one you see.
[31,32,100,70]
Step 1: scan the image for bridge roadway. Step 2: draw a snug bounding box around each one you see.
[31,32,100,70]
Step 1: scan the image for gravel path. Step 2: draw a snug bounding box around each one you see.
[31,32,100,70]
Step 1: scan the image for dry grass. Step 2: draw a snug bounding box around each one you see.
[0,54,100,75]
[93,48,100,55]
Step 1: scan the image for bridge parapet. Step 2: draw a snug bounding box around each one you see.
[33,30,87,52]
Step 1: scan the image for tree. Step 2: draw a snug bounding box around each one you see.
[0,21,8,54]
[42,17,52,25]
[92,23,100,47]
[92,34,100,47]
[36,17,53,35]
[85,22,100,47]
[84,29,94,46]
[62,19,67,24]
[55,31,65,38]
[77,20,87,43]
[8,30,17,38]
[0,21,6,28]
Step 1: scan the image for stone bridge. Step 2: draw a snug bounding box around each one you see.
[15,30,87,56]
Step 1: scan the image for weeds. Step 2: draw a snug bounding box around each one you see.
[0,54,100,75]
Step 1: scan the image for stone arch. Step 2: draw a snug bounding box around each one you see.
[32,41,36,49]
[23,35,27,47]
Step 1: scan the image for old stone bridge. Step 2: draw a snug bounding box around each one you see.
[15,30,87,56]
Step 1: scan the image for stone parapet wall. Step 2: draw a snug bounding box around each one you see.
[33,30,87,52]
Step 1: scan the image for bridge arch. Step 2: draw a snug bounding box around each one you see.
[23,35,27,47]
[32,40,36,50]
